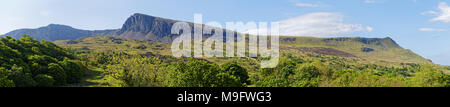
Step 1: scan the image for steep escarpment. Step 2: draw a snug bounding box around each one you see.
[115,13,179,42]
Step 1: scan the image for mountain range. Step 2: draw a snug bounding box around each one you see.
[3,24,117,41]
[2,13,188,42]
[1,13,433,64]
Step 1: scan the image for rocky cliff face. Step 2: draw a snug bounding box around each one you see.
[115,13,179,42]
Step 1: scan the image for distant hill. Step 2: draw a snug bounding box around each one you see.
[3,24,117,41]
[279,36,431,64]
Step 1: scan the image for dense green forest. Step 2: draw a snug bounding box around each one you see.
[0,35,84,87]
[1,35,450,87]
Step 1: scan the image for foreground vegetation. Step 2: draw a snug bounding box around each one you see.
[0,35,84,87]
[1,35,449,87]
[54,36,450,87]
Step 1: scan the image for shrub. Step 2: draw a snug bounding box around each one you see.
[291,64,320,87]
[220,62,249,85]
[0,67,15,87]
[47,63,67,85]
[34,74,55,87]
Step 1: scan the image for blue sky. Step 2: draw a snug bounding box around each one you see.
[1,0,450,65]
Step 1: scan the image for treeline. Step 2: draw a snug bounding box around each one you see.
[0,35,85,87]
[253,57,450,87]
[86,52,249,87]
[83,50,450,87]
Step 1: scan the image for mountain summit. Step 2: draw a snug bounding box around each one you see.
[115,13,180,42]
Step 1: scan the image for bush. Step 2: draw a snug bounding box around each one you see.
[220,62,249,85]
[254,75,289,87]
[168,60,220,87]
[410,64,447,87]
[168,60,249,87]
[59,59,84,84]
[8,65,36,87]
[291,64,320,87]
[0,35,82,87]
[47,63,67,85]
[332,69,356,87]
[0,67,15,87]
[34,74,55,87]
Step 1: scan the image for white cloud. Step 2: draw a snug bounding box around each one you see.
[245,12,372,37]
[366,26,374,32]
[364,0,376,4]
[421,10,438,15]
[418,28,446,32]
[295,3,320,7]
[429,2,450,23]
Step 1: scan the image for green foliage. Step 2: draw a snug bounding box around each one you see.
[168,59,248,87]
[168,59,221,87]
[47,63,67,85]
[52,36,450,87]
[291,64,320,87]
[254,75,289,87]
[0,35,83,87]
[331,69,356,87]
[59,59,84,84]
[220,62,250,85]
[8,65,36,87]
[34,74,55,87]
[0,67,15,87]
[116,57,166,87]
[409,64,448,87]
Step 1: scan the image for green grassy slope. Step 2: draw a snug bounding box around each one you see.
[279,36,430,65]
[55,36,430,65]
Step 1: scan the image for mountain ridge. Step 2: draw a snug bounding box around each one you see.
[3,13,427,64]
[3,24,118,41]
[114,13,181,42]
[2,13,194,42]
[1,13,403,47]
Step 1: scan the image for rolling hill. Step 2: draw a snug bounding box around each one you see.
[54,35,432,66]
[3,24,117,41]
